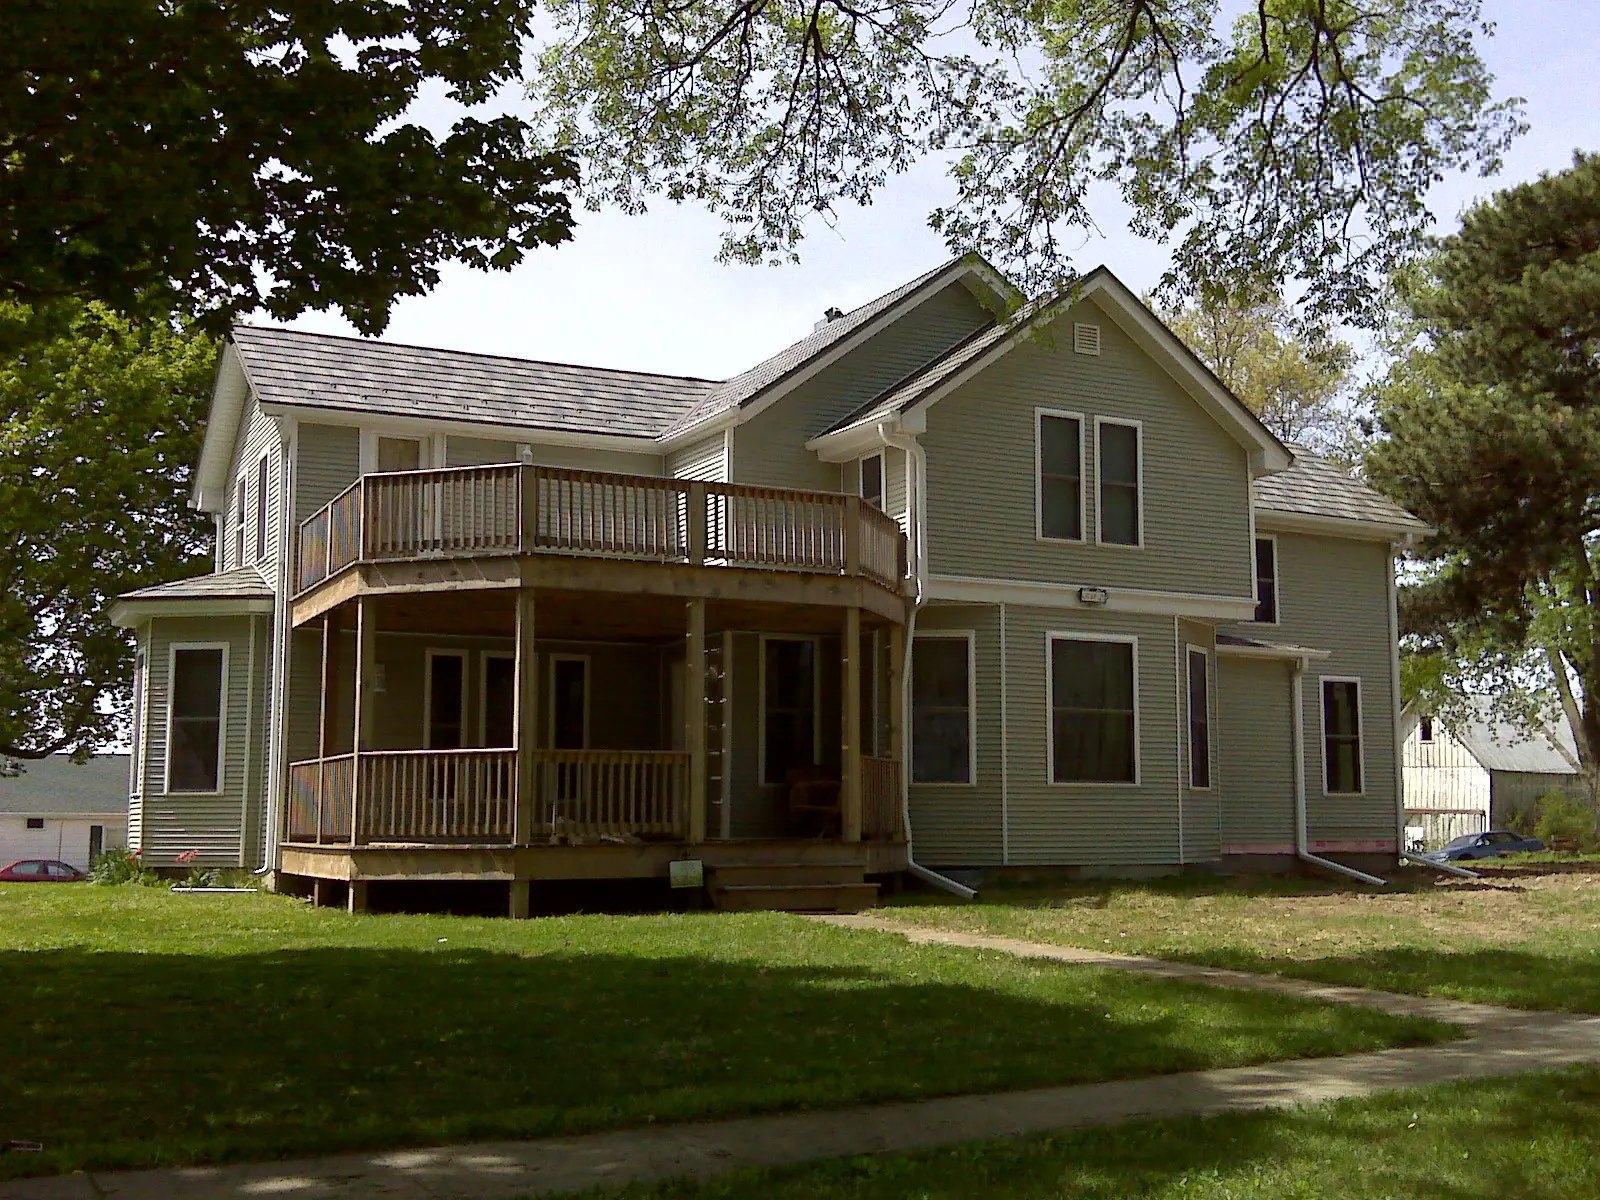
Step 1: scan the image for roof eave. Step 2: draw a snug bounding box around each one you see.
[191,342,253,513]
[110,596,275,628]
[1255,507,1430,545]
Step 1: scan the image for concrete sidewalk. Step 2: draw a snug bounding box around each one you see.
[6,919,1597,1200]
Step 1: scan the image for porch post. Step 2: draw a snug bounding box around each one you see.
[514,587,538,846]
[351,595,378,847]
[686,598,707,843]
[841,606,863,842]
[316,611,341,844]
[887,621,905,840]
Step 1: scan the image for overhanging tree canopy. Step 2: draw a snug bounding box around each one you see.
[533,0,1523,321]
[3,0,577,334]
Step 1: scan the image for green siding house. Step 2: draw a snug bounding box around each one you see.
[110,255,1426,907]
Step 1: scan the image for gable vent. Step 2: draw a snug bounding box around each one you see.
[1073,323,1102,355]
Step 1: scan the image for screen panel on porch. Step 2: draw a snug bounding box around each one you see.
[763,639,817,785]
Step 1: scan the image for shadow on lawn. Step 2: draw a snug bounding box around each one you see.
[0,940,1394,1180]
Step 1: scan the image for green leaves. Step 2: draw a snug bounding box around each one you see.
[1,0,578,334]
[531,0,1522,319]
[0,301,215,759]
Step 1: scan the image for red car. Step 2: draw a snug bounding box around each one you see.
[0,859,86,882]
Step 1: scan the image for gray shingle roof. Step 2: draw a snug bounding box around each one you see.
[1256,447,1428,531]
[230,326,716,440]
[0,753,129,815]
[118,566,274,602]
[1445,698,1582,775]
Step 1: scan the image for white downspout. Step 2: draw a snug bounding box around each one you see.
[1292,661,1387,887]
[878,423,976,900]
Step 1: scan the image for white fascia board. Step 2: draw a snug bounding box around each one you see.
[254,401,663,457]
[924,573,1258,620]
[740,260,1012,424]
[1255,507,1429,544]
[1217,642,1332,664]
[109,597,275,628]
[192,343,252,513]
[808,419,904,462]
[658,409,739,453]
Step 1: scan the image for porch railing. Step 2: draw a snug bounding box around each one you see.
[359,749,517,843]
[862,755,903,841]
[286,753,355,842]
[538,749,690,843]
[295,464,907,593]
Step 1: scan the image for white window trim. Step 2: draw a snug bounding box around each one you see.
[1185,644,1212,791]
[1035,407,1087,544]
[129,648,147,797]
[1093,415,1145,549]
[254,454,270,563]
[758,633,823,788]
[162,642,229,796]
[546,652,592,749]
[233,477,246,568]
[910,629,978,787]
[478,650,517,748]
[360,428,438,475]
[423,649,468,749]
[1319,675,1366,796]
[1252,533,1281,626]
[1418,715,1435,744]
[859,451,885,509]
[1045,630,1141,787]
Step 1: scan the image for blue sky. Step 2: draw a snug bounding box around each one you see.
[280,2,1598,380]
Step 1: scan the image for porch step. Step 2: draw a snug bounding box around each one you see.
[710,862,866,888]
[706,860,879,912]
[711,882,881,913]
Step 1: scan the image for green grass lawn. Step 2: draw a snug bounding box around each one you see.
[0,886,1451,1180]
[586,1067,1600,1200]
[883,870,1600,1012]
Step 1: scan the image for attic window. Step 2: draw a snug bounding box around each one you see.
[26,817,44,830]
[1073,323,1101,355]
[1419,715,1434,743]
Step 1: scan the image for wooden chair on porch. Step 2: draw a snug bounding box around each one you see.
[786,765,842,837]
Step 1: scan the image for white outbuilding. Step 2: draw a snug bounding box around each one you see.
[0,753,129,870]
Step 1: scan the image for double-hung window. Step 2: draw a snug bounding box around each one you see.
[1036,410,1084,540]
[1049,635,1138,783]
[860,453,884,510]
[254,456,269,562]
[233,479,246,567]
[167,646,225,793]
[1322,679,1363,793]
[1187,648,1211,789]
[1253,538,1279,623]
[911,634,973,783]
[1096,419,1142,546]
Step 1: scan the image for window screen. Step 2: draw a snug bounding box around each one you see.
[763,640,817,785]
[1051,638,1136,783]
[1187,649,1211,788]
[1323,680,1363,793]
[1038,415,1082,540]
[1098,422,1140,545]
[912,637,971,783]
[168,648,224,792]
[1254,538,1278,623]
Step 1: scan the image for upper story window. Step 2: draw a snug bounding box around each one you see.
[860,453,884,510]
[167,646,226,793]
[254,456,269,562]
[233,478,246,567]
[1253,537,1279,623]
[1036,410,1084,541]
[1322,678,1364,794]
[1049,634,1138,783]
[1096,418,1142,546]
[1419,715,1435,744]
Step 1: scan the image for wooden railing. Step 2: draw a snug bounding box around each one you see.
[539,749,689,843]
[285,754,355,842]
[295,464,907,594]
[862,755,903,841]
[359,749,516,843]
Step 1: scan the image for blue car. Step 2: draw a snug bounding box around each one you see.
[1424,830,1545,862]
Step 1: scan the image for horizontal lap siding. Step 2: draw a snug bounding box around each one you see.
[733,283,992,490]
[295,423,360,523]
[1179,619,1220,861]
[1228,531,1399,847]
[446,436,518,467]
[667,433,728,481]
[139,615,259,866]
[922,299,1253,598]
[1002,606,1180,866]
[883,445,910,539]
[226,398,285,589]
[1217,657,1296,847]
[909,605,1003,866]
[525,445,664,475]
